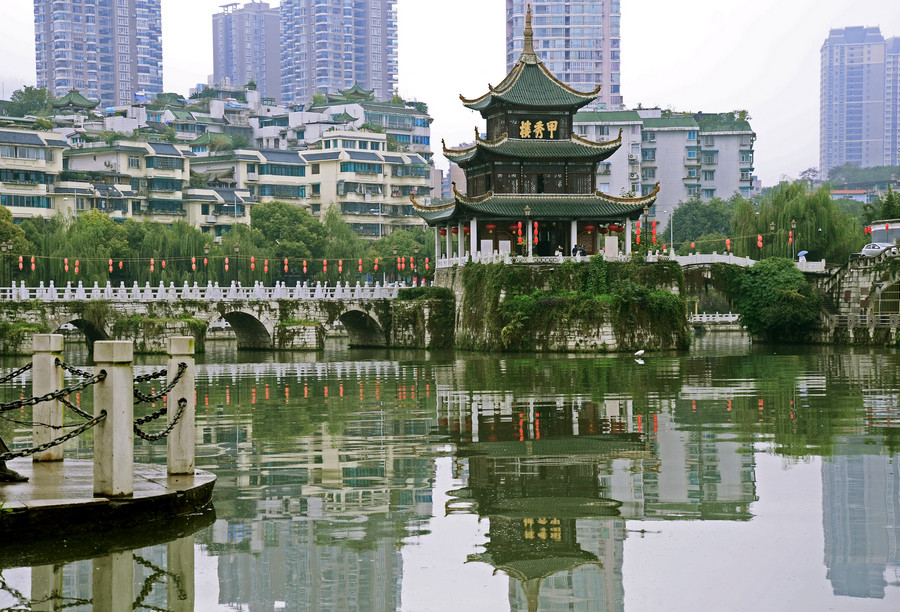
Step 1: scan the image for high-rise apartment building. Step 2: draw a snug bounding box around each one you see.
[820,26,900,175]
[213,2,281,103]
[280,0,398,106]
[506,0,622,109]
[33,0,163,107]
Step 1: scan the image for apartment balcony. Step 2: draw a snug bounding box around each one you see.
[683,157,701,166]
[641,158,657,167]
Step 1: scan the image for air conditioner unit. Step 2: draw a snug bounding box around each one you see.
[205,215,217,223]
[214,236,222,244]
[628,154,635,160]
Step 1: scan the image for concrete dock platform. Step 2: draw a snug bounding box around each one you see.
[0,458,215,567]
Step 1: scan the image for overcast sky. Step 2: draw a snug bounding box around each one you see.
[1,0,898,185]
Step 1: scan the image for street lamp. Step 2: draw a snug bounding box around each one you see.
[0,240,11,291]
[204,243,211,286]
[392,245,398,284]
[233,243,240,285]
[791,218,797,260]
[524,204,532,258]
[770,221,776,258]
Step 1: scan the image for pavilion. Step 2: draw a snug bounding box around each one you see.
[413,6,658,261]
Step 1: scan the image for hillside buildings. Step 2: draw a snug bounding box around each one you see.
[0,84,434,240]
[573,109,755,231]
[820,26,900,175]
[213,2,282,103]
[279,0,398,106]
[33,0,164,107]
[506,0,622,110]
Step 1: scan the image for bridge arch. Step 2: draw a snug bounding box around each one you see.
[338,308,387,347]
[50,315,110,347]
[216,310,274,350]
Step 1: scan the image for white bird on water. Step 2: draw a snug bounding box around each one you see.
[634,349,645,356]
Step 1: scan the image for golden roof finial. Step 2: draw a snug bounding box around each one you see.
[523,4,535,56]
[474,126,480,140]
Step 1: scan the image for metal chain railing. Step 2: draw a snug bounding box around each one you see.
[134,398,186,442]
[0,410,107,462]
[133,363,186,405]
[134,367,169,384]
[0,361,33,385]
[133,554,188,610]
[55,358,94,380]
[0,370,107,413]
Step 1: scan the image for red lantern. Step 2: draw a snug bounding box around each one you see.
[439,228,447,236]
[485,223,496,233]
[508,224,517,232]
[303,260,307,274]
[726,238,731,251]
[789,231,793,244]
[358,258,363,273]
[374,258,379,271]
[150,258,154,267]
[338,260,343,273]
[451,227,458,235]
[324,259,328,274]
[31,263,35,272]
[75,260,79,268]
[203,258,207,267]
[599,226,609,235]
[161,260,166,269]
[425,257,430,270]
[463,226,470,235]
[584,225,595,234]
[691,242,695,249]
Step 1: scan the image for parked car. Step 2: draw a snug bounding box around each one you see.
[860,242,897,257]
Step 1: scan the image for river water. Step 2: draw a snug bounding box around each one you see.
[2,333,900,611]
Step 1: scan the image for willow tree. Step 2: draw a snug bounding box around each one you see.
[731,182,863,264]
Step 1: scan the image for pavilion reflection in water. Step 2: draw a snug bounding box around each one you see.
[437,389,649,612]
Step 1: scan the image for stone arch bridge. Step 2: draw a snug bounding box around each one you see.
[1,282,400,351]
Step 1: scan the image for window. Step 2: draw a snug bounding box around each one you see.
[311,183,321,196]
[127,155,140,169]
[311,163,320,175]
[258,184,306,198]
[642,168,656,180]
[340,162,382,174]
[702,170,715,181]
[145,156,184,170]
[257,164,305,177]
[641,149,656,161]
[702,188,716,199]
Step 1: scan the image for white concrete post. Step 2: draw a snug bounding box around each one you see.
[434,226,441,259]
[167,535,195,611]
[93,551,133,612]
[458,221,465,256]
[625,218,633,254]
[470,218,478,260]
[167,337,196,475]
[32,334,64,462]
[570,220,578,254]
[445,225,452,258]
[93,341,134,497]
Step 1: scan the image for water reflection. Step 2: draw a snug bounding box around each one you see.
[1,336,900,610]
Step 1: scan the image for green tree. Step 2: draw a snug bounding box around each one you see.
[6,86,53,117]
[730,182,862,264]
[732,258,821,342]
[321,205,366,260]
[250,201,327,260]
[665,196,734,252]
[230,134,250,149]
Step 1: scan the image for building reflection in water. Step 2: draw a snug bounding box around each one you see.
[192,361,436,611]
[434,384,759,611]
[823,434,900,598]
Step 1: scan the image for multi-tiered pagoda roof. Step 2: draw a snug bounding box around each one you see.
[414,5,658,244]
